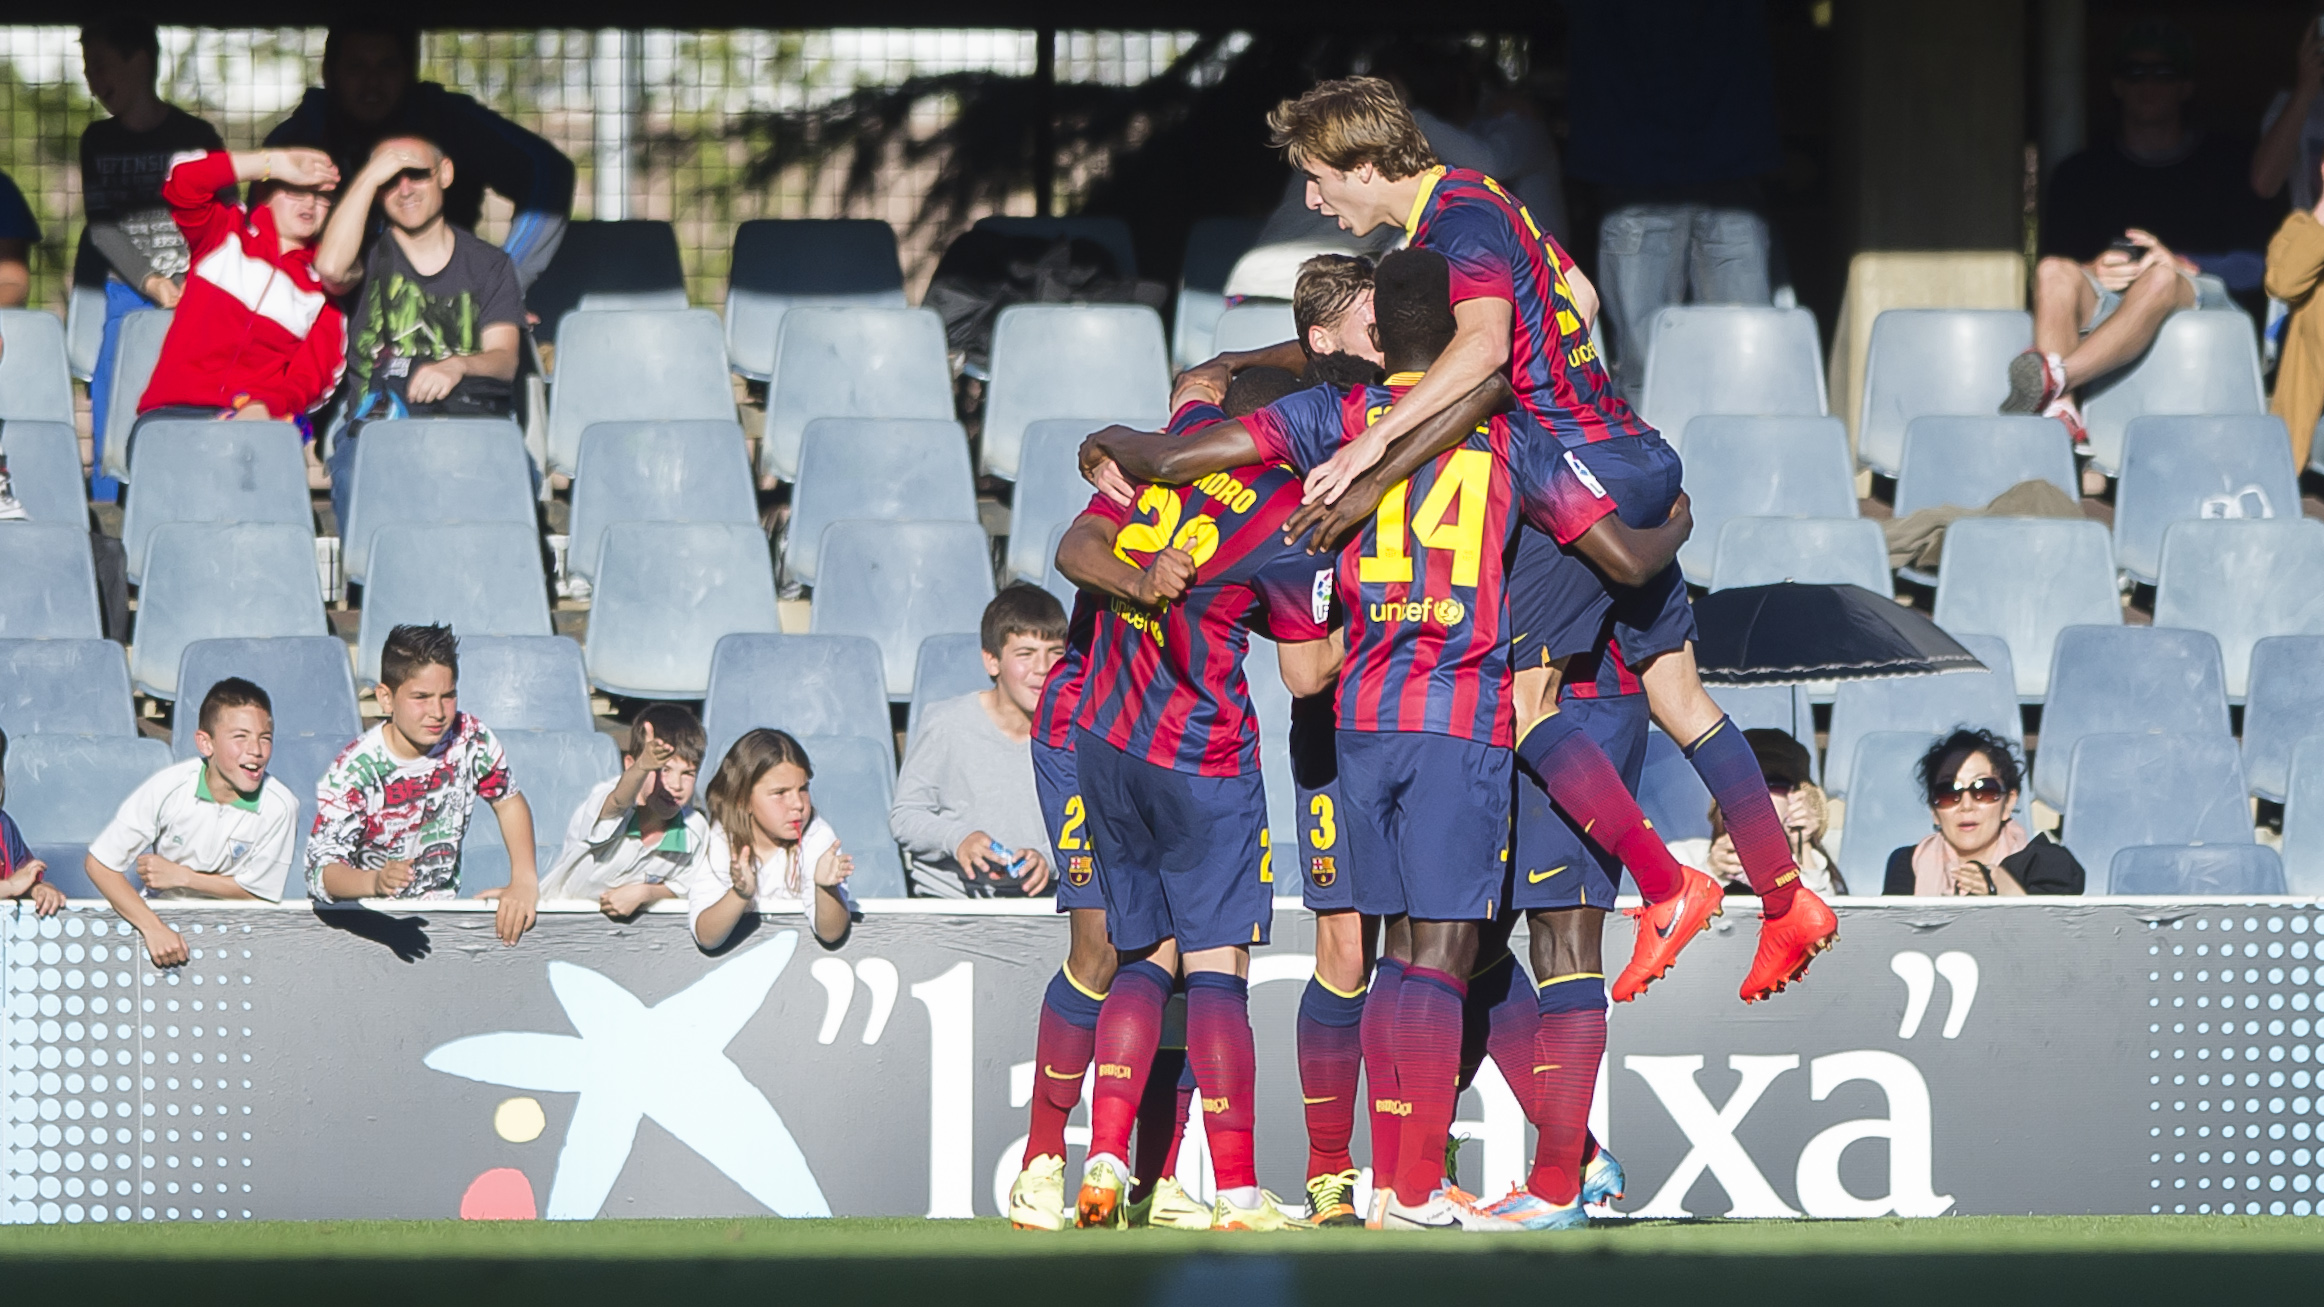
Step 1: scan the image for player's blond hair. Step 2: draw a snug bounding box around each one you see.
[1267,76,1439,180]
[1292,254,1374,352]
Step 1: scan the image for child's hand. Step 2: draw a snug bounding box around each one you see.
[143,923,189,968]
[814,843,854,889]
[729,849,760,903]
[373,859,415,897]
[630,721,676,773]
[135,853,195,893]
[599,882,655,919]
[28,881,64,916]
[493,881,537,946]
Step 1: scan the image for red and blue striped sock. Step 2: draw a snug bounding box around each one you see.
[1086,959,1172,1165]
[1684,715,1800,916]
[1527,973,1608,1206]
[1476,951,1543,1123]
[1131,1043,1186,1199]
[1362,957,1407,1191]
[1297,973,1367,1178]
[1185,971,1258,1193]
[1024,965,1105,1167]
[1516,712,1683,903]
[1392,965,1468,1204]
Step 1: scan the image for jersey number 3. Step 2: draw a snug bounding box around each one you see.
[1358,448,1490,588]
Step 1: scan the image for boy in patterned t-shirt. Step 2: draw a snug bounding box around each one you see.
[308,623,539,945]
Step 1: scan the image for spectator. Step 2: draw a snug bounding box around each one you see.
[2265,159,2324,473]
[314,135,524,524]
[133,146,346,490]
[891,585,1066,897]
[78,17,226,503]
[1882,728,2084,897]
[0,165,36,307]
[266,23,573,288]
[0,727,66,917]
[83,677,298,965]
[537,704,709,919]
[689,728,856,950]
[307,623,539,944]
[1667,728,1845,898]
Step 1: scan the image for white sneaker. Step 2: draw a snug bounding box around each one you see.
[1007,1153,1067,1230]
[1380,1189,1527,1232]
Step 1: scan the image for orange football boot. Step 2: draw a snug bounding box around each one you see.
[1739,886,1839,1003]
[1611,866,1724,1002]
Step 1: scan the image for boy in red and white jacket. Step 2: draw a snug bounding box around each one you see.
[136,147,347,484]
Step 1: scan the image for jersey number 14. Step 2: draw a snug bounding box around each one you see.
[1357,447,1491,588]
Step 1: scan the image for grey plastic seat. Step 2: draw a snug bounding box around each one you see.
[546,308,734,475]
[457,635,595,735]
[98,309,171,482]
[2063,731,2250,886]
[2109,844,2284,897]
[2113,415,2301,587]
[2032,626,2232,810]
[2281,737,2324,895]
[1674,415,1857,585]
[1709,517,1891,593]
[1837,728,2035,892]
[972,215,1138,276]
[1855,308,2031,476]
[1240,635,1300,851]
[170,635,360,758]
[340,418,534,583]
[1210,300,1295,356]
[1890,415,2078,518]
[1824,633,2019,799]
[726,219,908,382]
[1039,523,1076,613]
[1638,306,1827,452]
[1637,728,1714,843]
[65,283,107,380]
[1009,418,1137,583]
[584,521,779,699]
[793,733,907,899]
[567,420,756,583]
[458,729,621,895]
[0,522,102,639]
[266,730,353,894]
[0,639,136,738]
[357,523,553,684]
[525,219,688,341]
[5,734,171,897]
[2241,636,2324,803]
[119,419,311,583]
[2152,519,2324,700]
[1712,683,1816,753]
[760,307,955,482]
[1932,517,2120,700]
[787,418,978,586]
[2079,309,2264,475]
[0,309,74,423]
[577,289,688,314]
[906,632,992,750]
[1,420,88,524]
[981,304,1170,480]
[129,523,326,699]
[1174,217,1263,369]
[812,519,996,699]
[702,633,892,771]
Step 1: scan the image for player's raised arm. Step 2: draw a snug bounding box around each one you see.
[1175,340,1310,406]
[1054,511,1197,608]
[1081,419,1262,488]
[1568,491,1693,587]
[1275,629,1345,699]
[1303,296,1513,504]
[1280,372,1514,554]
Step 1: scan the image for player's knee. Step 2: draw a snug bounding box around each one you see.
[1314,915,1367,991]
[1527,908,1605,979]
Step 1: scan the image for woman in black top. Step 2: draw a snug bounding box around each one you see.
[1883,728,2085,896]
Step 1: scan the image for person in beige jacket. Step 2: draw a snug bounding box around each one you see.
[2265,172,2324,473]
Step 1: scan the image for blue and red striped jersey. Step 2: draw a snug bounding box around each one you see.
[1406,167,1656,448]
[1074,466,1335,776]
[1560,632,1645,701]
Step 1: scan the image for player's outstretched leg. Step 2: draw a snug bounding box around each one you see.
[1078,955,1173,1228]
[1296,971,1367,1225]
[1009,962,1107,1229]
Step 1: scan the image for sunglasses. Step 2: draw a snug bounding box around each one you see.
[1933,776,2008,809]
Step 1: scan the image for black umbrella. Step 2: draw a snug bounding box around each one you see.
[1691,583,1986,686]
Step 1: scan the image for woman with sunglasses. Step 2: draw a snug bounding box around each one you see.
[1883,728,2085,896]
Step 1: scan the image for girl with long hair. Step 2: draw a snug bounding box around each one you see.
[687,729,855,948]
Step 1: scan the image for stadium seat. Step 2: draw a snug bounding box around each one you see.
[170,635,361,759]
[267,730,351,894]
[2079,309,2265,476]
[0,638,137,738]
[1008,418,1138,583]
[811,520,997,699]
[584,522,779,700]
[524,219,688,340]
[2108,843,2284,897]
[1890,415,2078,518]
[0,308,74,424]
[545,308,734,476]
[2112,415,2302,587]
[725,219,908,382]
[129,523,327,699]
[972,215,1139,277]
[1932,517,2120,700]
[981,304,1170,480]
[0,420,88,525]
[1039,523,1075,613]
[760,307,956,483]
[65,283,106,380]
[97,309,170,482]
[2063,731,2251,886]
[357,523,554,684]
[2281,737,2324,895]
[4,734,171,898]
[1711,683,1816,753]
[792,733,907,899]
[1709,517,1891,593]
[906,632,992,750]
[2152,519,2324,701]
[2241,635,2324,804]
[1823,632,2020,799]
[1245,634,1299,850]
[0,521,102,639]
[1210,300,1295,356]
[340,418,535,583]
[787,418,978,587]
[119,418,311,584]
[1637,728,1714,843]
[1836,728,2035,892]
[1854,308,2031,476]
[457,728,622,895]
[1173,217,1263,370]
[566,419,757,583]
[1637,306,1826,451]
[457,635,596,735]
[702,633,892,771]
[2031,625,2232,810]
[1673,415,1857,585]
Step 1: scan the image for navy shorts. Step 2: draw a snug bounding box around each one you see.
[1507,694,1652,912]
[1072,728,1273,953]
[1033,737,1105,912]
[1335,729,1511,921]
[1289,695,1354,912]
[1509,435,1696,670]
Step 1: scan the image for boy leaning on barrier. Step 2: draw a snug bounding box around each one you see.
[537,705,711,920]
[0,727,65,917]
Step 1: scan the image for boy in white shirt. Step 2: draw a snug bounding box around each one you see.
[85,677,300,965]
[538,705,709,918]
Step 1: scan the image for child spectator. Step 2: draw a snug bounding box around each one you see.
[0,165,34,308]
[308,623,539,944]
[689,729,855,950]
[83,677,299,965]
[538,705,709,919]
[890,584,1066,897]
[0,727,66,917]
